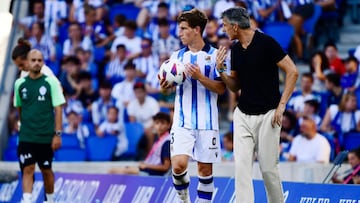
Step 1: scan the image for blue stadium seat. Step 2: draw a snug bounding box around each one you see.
[7,134,18,148]
[262,22,294,52]
[86,135,117,161]
[343,132,360,150]
[3,148,18,161]
[123,122,144,158]
[303,4,322,35]
[55,148,86,161]
[61,133,81,148]
[109,3,140,24]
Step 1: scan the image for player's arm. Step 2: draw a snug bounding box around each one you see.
[186,63,226,95]
[216,46,240,92]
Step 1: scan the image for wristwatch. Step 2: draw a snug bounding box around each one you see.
[55,130,62,137]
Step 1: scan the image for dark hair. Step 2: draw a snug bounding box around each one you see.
[349,147,360,159]
[12,38,31,60]
[309,51,329,73]
[153,112,171,123]
[116,44,126,50]
[99,80,113,89]
[177,8,208,35]
[157,17,170,27]
[283,110,298,129]
[345,56,359,66]
[158,2,169,9]
[223,131,234,142]
[325,72,341,86]
[114,14,126,25]
[302,72,314,83]
[78,71,92,81]
[124,61,136,70]
[324,41,337,51]
[221,7,251,29]
[124,20,138,31]
[63,56,81,66]
[304,99,320,113]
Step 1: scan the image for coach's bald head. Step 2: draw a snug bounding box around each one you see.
[27,49,44,74]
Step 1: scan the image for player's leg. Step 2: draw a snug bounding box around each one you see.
[37,143,55,203]
[233,108,256,203]
[170,127,194,203]
[257,109,284,203]
[18,142,36,203]
[193,130,221,202]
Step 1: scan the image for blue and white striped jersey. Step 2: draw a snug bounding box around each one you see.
[170,43,221,130]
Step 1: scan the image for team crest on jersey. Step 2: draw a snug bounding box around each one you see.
[205,55,212,65]
[21,88,27,99]
[38,86,47,101]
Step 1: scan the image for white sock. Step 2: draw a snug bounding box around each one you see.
[22,193,32,203]
[46,193,54,203]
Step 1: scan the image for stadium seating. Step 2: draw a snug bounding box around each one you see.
[262,22,294,52]
[2,135,18,161]
[86,135,117,161]
[55,148,86,161]
[108,3,140,24]
[303,4,323,35]
[343,132,360,150]
[61,133,81,148]
[123,122,144,159]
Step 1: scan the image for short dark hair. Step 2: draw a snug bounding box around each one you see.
[304,99,320,112]
[158,17,170,27]
[116,44,126,50]
[124,20,138,31]
[221,7,251,29]
[158,2,169,9]
[177,8,208,35]
[78,71,92,81]
[63,56,81,66]
[99,80,112,89]
[124,61,136,70]
[325,72,341,86]
[153,112,171,123]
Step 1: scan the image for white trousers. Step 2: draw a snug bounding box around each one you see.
[233,107,284,203]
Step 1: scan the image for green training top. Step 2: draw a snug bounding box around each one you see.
[13,75,66,144]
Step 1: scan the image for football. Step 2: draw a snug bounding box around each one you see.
[158,59,186,86]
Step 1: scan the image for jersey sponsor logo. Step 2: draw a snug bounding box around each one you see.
[38,86,47,101]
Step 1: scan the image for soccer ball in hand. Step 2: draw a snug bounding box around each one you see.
[158,59,186,86]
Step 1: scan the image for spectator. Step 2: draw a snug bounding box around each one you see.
[77,71,99,115]
[75,47,98,78]
[133,38,159,79]
[18,1,45,39]
[59,56,82,96]
[309,50,331,92]
[152,18,180,57]
[250,0,283,28]
[44,0,67,41]
[280,110,298,160]
[332,147,360,184]
[324,41,346,76]
[105,44,128,84]
[96,106,128,159]
[127,82,160,158]
[204,16,220,48]
[324,72,344,107]
[111,61,137,109]
[108,112,171,175]
[287,72,322,118]
[341,56,359,92]
[221,131,234,162]
[80,4,107,46]
[63,110,90,149]
[299,99,322,127]
[354,44,360,62]
[213,0,235,20]
[62,22,93,58]
[91,81,117,128]
[288,116,331,163]
[111,20,142,60]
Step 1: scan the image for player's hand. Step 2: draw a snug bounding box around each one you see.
[184,63,201,80]
[51,136,62,151]
[158,75,173,89]
[271,104,285,128]
[216,46,227,72]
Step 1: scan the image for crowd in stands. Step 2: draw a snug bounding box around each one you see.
[5,0,360,176]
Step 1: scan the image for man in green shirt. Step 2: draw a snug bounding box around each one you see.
[13,49,65,203]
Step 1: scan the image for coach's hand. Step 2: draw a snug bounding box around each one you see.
[51,136,62,151]
[271,104,285,128]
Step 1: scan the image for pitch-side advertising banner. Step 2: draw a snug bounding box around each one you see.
[0,172,359,203]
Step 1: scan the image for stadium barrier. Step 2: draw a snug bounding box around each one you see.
[0,172,359,203]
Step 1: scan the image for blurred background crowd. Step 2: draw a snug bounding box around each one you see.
[3,0,360,177]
